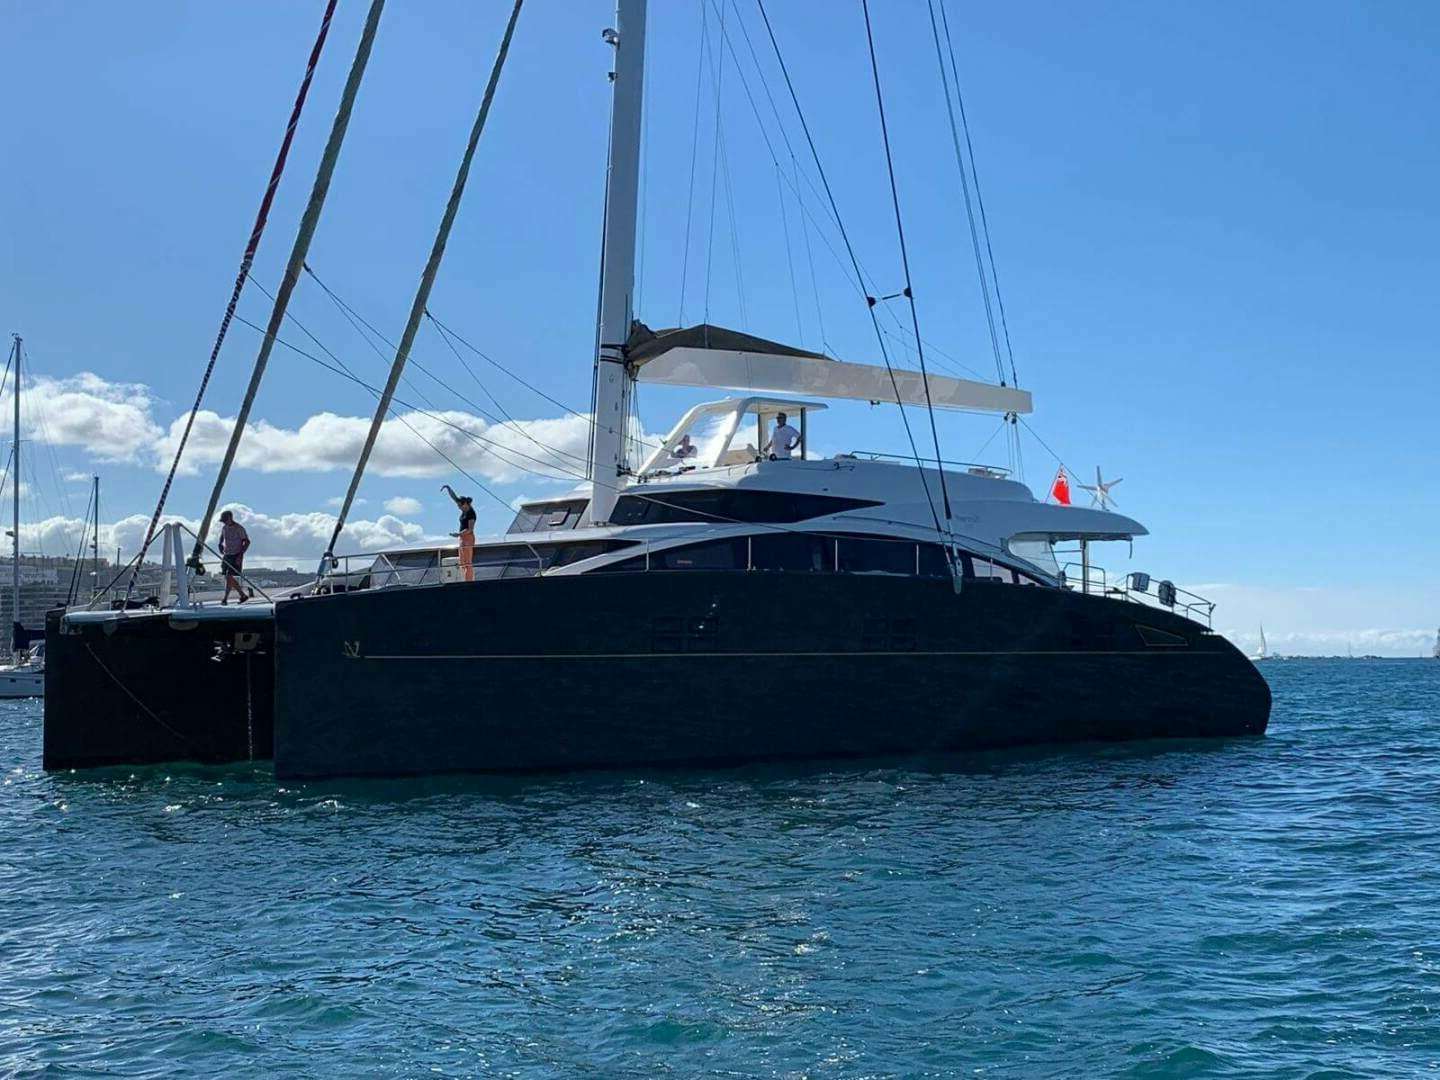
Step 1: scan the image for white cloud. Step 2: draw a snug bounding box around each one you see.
[154,406,598,483]
[20,503,435,569]
[14,371,659,488]
[6,373,163,463]
[384,495,423,515]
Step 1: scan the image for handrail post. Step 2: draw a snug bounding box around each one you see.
[172,524,192,610]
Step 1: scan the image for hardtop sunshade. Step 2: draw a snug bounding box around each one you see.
[625,321,1033,415]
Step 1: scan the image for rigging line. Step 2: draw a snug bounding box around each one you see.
[245,271,447,424]
[326,0,525,562]
[230,313,583,494]
[245,277,573,484]
[795,159,829,353]
[753,0,944,540]
[774,165,805,345]
[925,0,1004,387]
[240,286,543,491]
[722,1,970,373]
[716,110,749,326]
[859,0,953,521]
[971,415,1007,463]
[704,0,868,306]
[297,266,588,466]
[678,0,708,326]
[139,0,341,566]
[5,344,75,520]
[422,310,663,453]
[188,0,388,573]
[65,485,95,606]
[426,314,589,466]
[229,313,517,512]
[1016,416,1073,482]
[938,0,1017,385]
[702,0,729,325]
[724,0,842,237]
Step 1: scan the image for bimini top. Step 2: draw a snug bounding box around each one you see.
[625,321,1033,416]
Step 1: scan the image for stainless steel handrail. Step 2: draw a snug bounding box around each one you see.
[843,450,1010,475]
[1059,560,1215,628]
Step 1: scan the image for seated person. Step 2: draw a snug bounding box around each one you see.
[673,434,698,461]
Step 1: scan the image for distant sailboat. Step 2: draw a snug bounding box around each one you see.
[1432,628,1439,660]
[1249,624,1270,663]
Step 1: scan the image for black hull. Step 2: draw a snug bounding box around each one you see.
[43,608,275,770]
[269,573,1270,779]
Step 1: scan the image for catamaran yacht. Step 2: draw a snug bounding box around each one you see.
[44,0,1269,777]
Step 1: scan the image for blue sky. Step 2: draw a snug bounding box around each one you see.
[3,1,1438,653]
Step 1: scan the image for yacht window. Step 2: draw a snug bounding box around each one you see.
[547,540,637,567]
[837,536,915,576]
[917,544,952,578]
[590,553,648,573]
[751,532,831,572]
[967,555,1011,582]
[610,490,879,526]
[652,537,748,571]
[468,539,636,579]
[370,550,442,587]
[1007,537,1061,577]
[506,499,589,534]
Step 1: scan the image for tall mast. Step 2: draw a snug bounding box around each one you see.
[91,475,100,601]
[587,0,647,524]
[10,336,20,656]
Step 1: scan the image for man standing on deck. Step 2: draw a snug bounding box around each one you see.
[765,412,801,461]
[218,509,253,604]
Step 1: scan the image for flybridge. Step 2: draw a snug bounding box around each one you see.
[626,323,1034,416]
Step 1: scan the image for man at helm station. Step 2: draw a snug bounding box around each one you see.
[765,412,801,461]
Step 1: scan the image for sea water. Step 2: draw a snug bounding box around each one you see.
[2,659,1438,1077]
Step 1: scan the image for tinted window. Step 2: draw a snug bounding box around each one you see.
[652,537,748,571]
[467,540,635,579]
[610,490,879,526]
[967,555,1013,582]
[917,544,952,578]
[506,499,588,534]
[546,540,637,568]
[751,532,831,572]
[590,553,648,573]
[837,536,915,576]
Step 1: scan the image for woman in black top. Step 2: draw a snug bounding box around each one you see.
[442,484,477,581]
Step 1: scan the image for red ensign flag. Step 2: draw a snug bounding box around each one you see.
[1050,468,1071,505]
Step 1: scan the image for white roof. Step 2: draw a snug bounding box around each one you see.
[634,346,1033,415]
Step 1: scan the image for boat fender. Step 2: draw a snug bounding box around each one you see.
[1157,580,1177,608]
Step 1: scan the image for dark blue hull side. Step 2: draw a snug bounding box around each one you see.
[272,573,1270,779]
[43,607,275,770]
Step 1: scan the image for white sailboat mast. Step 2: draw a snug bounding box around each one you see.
[10,336,19,657]
[588,0,647,524]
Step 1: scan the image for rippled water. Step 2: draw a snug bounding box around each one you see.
[3,660,1439,1077]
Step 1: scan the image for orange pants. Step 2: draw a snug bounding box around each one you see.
[459,529,475,582]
